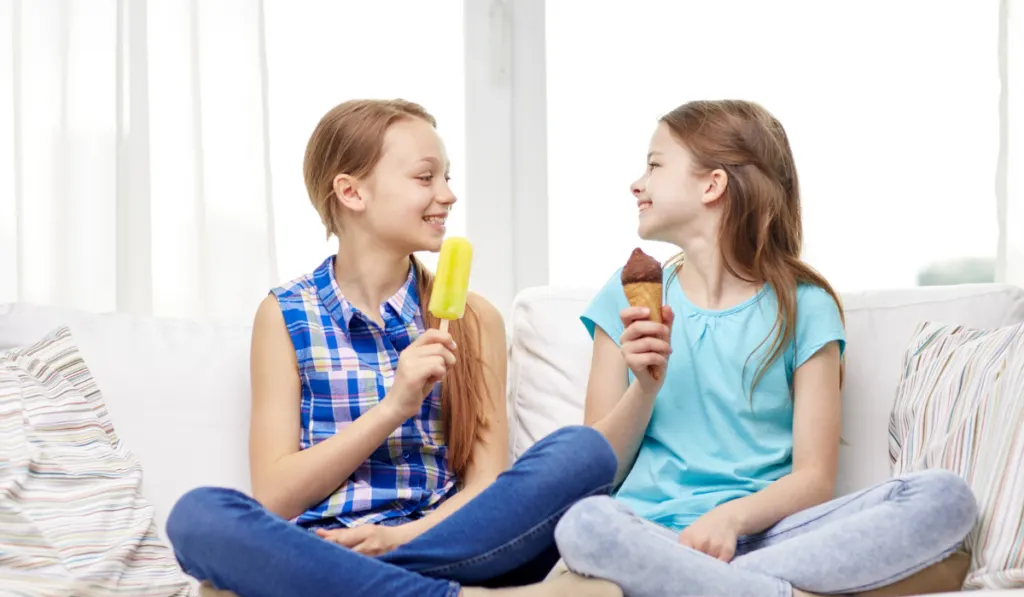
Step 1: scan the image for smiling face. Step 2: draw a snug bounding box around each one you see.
[629,121,726,244]
[333,117,456,254]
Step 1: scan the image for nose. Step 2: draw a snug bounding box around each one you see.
[631,177,644,198]
[436,180,457,207]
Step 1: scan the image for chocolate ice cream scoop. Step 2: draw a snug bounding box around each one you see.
[621,248,662,284]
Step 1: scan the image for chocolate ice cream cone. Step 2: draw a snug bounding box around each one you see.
[621,248,664,380]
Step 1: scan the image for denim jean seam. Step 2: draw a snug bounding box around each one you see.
[741,479,909,545]
[417,482,616,577]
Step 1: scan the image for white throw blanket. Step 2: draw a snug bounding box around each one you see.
[0,327,197,596]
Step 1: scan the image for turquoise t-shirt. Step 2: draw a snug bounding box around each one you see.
[581,266,846,533]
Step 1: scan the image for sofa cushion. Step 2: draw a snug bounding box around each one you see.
[508,284,1024,497]
[0,302,254,534]
[0,326,197,595]
[890,321,1024,590]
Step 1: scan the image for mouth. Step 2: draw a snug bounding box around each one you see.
[423,214,447,229]
[637,199,653,213]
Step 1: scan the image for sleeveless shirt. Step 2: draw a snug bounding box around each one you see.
[270,255,457,528]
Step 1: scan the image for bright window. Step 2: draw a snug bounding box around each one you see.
[546,1,1000,291]
[264,1,466,282]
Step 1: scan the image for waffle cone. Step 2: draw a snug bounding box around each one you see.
[623,282,664,380]
[624,282,663,323]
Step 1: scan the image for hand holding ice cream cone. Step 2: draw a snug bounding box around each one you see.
[620,248,673,387]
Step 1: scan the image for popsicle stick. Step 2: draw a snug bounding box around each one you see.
[439,319,450,334]
[649,366,660,381]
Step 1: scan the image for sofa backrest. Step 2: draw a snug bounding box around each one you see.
[507,283,1024,496]
[3,283,1024,532]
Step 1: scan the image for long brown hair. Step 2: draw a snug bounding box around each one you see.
[661,100,845,396]
[303,99,487,478]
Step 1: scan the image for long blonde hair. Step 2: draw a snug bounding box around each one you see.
[303,99,487,477]
[661,100,845,396]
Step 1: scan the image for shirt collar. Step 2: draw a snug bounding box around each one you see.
[313,255,421,333]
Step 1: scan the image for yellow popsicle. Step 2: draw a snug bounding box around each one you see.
[429,236,473,333]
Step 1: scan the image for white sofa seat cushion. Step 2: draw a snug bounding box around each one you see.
[508,283,1024,497]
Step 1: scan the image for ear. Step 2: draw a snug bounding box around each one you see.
[701,168,728,205]
[333,173,367,213]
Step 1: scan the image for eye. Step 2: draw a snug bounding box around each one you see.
[647,162,660,171]
[418,174,434,182]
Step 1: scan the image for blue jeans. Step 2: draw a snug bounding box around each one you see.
[166,425,617,597]
[554,469,979,597]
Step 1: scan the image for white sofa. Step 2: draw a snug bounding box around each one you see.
[2,283,1024,596]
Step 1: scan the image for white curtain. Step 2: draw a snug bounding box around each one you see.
[0,0,277,324]
[1001,0,1024,286]
[0,0,469,324]
[2,0,1021,327]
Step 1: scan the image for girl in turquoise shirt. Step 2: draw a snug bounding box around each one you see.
[549,100,979,597]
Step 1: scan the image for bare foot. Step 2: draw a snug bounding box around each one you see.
[461,572,622,597]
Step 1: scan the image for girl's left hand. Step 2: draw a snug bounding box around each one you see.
[316,523,410,556]
[678,504,743,562]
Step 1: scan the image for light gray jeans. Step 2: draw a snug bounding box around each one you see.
[553,469,978,597]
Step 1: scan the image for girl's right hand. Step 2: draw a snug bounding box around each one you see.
[386,329,457,419]
[619,305,674,395]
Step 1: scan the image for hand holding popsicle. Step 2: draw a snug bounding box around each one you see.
[385,237,473,418]
[389,329,458,418]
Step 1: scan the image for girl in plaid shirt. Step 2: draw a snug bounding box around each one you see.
[166,99,622,597]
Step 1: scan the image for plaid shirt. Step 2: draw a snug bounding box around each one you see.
[271,256,457,528]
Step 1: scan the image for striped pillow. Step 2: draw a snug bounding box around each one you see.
[889,321,1024,590]
[0,326,198,596]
